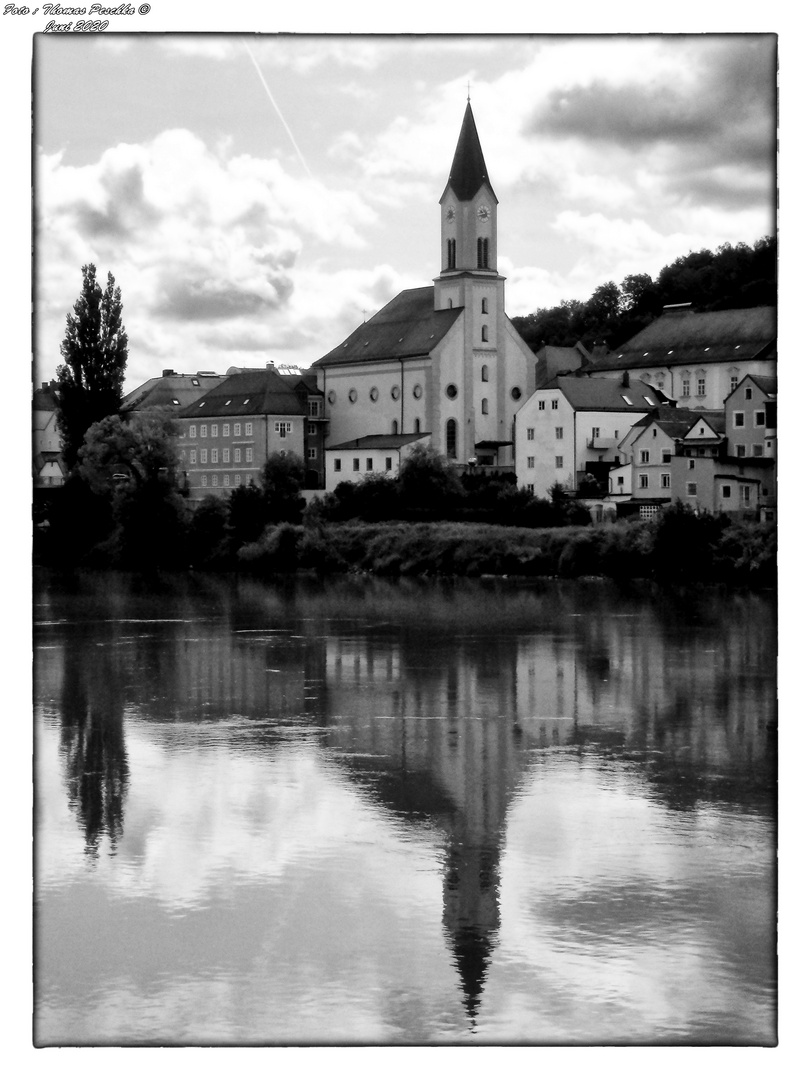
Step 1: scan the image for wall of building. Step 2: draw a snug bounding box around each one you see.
[588,357,775,411]
[324,436,430,493]
[318,357,432,448]
[726,382,777,460]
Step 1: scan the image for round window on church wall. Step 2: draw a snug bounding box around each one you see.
[327,390,336,404]
[369,387,379,402]
[413,384,423,400]
[511,387,522,401]
[446,384,458,400]
[348,388,358,403]
[391,385,401,401]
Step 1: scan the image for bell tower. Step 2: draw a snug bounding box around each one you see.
[434,100,503,314]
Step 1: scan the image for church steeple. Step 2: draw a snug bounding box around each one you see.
[445,101,497,204]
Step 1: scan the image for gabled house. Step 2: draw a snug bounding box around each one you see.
[725,374,777,462]
[583,304,776,409]
[514,375,667,499]
[174,364,324,502]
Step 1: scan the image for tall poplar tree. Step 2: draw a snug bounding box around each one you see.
[55,264,128,469]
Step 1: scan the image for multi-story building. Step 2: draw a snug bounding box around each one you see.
[311,101,537,472]
[174,364,325,501]
[514,375,666,499]
[583,303,776,409]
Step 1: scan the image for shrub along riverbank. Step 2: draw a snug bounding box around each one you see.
[236,512,776,587]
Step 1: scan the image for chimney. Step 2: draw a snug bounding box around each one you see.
[162,369,175,377]
[266,362,276,371]
[621,370,630,388]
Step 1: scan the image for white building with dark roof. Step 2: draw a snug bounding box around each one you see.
[324,433,431,492]
[514,375,668,499]
[311,102,537,472]
[583,303,776,410]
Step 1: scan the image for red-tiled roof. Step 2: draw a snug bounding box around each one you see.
[585,306,776,371]
[313,287,462,368]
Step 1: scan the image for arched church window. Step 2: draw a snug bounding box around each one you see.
[481,298,488,314]
[481,398,489,415]
[415,418,421,433]
[446,418,457,459]
[447,299,453,308]
[481,364,489,382]
[392,420,398,435]
[477,238,489,268]
[447,239,456,269]
[481,325,489,342]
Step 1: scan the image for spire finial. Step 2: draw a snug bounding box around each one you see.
[467,81,471,102]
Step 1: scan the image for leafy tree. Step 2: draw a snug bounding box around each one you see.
[55,264,128,469]
[261,452,307,524]
[227,482,266,548]
[397,444,465,512]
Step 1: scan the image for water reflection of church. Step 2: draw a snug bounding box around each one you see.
[37,576,776,1023]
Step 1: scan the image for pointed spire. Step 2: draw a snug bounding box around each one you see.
[446,101,495,203]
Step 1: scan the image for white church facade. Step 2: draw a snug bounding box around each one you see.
[311,102,537,473]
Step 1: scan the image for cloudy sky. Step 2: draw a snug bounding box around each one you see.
[32,32,776,393]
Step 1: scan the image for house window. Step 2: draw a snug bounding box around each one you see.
[555,427,563,439]
[730,376,739,392]
[221,448,229,463]
[189,425,197,438]
[234,423,242,436]
[754,411,765,427]
[245,423,253,436]
[482,398,489,415]
[662,450,671,463]
[688,459,695,470]
[697,378,706,397]
[592,428,600,440]
[481,325,488,342]
[639,450,650,464]
[736,445,746,457]
[551,399,558,410]
[682,379,690,397]
[639,474,649,489]
[200,449,208,464]
[353,458,360,472]
[385,457,393,471]
[447,238,456,269]
[527,456,535,469]
[308,423,317,436]
[308,400,321,417]
[308,448,317,460]
[481,298,488,314]
[527,483,534,494]
[224,475,230,487]
[481,364,489,382]
[477,237,489,268]
[687,483,697,496]
[753,444,764,457]
[745,387,753,400]
[201,475,208,487]
[334,459,342,472]
[190,449,197,465]
[200,424,208,438]
[366,458,373,471]
[555,456,563,469]
[212,475,219,487]
[223,424,230,437]
[527,428,535,440]
[742,485,752,505]
[661,473,671,489]
[538,400,546,411]
[275,422,292,437]
[235,474,241,485]
[446,418,457,459]
[617,476,624,486]
[211,424,218,437]
[211,449,219,464]
[234,448,242,463]
[722,485,732,498]
[246,448,253,463]
[734,412,745,428]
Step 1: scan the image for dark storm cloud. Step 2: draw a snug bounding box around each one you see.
[73,163,160,240]
[527,36,776,171]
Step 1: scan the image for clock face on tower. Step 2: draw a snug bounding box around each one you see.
[445,206,456,221]
[477,204,491,222]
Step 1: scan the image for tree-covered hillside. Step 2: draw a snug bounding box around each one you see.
[512,236,776,354]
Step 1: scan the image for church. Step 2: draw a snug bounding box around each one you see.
[311,102,537,478]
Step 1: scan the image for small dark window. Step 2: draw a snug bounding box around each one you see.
[446,418,457,459]
[447,239,456,269]
[481,325,488,342]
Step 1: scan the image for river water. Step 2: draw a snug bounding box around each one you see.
[33,570,777,1046]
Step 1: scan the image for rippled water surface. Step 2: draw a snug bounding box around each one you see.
[34,570,777,1045]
